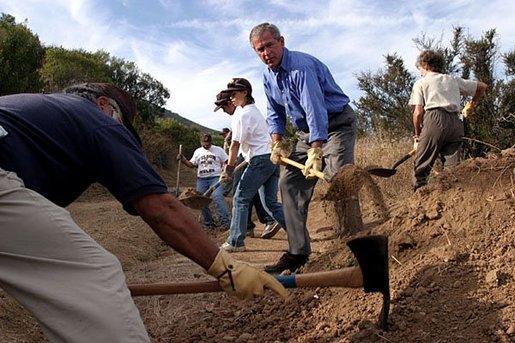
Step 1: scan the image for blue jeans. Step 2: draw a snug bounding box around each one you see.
[196,176,229,227]
[226,154,285,247]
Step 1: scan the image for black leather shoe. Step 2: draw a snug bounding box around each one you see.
[264,252,308,274]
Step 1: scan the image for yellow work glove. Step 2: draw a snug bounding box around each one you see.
[413,135,419,151]
[462,101,474,118]
[302,147,323,180]
[270,141,291,164]
[207,249,289,301]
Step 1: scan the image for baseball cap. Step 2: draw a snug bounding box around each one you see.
[214,91,231,112]
[64,82,142,146]
[222,78,252,94]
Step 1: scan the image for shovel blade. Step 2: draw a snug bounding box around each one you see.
[366,167,397,178]
[177,188,213,209]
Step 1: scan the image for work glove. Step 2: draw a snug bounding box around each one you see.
[207,249,289,301]
[462,101,474,118]
[270,141,291,164]
[302,147,323,180]
[219,164,235,185]
[413,135,419,151]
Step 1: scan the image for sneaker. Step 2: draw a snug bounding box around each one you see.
[260,222,281,239]
[246,228,255,238]
[220,242,246,253]
[264,252,308,274]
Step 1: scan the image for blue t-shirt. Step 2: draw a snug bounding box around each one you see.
[0,93,168,214]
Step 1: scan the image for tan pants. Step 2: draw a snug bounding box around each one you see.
[0,169,149,342]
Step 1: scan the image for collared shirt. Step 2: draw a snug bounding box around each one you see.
[263,48,350,143]
[409,71,478,113]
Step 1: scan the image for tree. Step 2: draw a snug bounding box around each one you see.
[354,54,415,135]
[106,56,170,123]
[39,47,111,92]
[0,13,44,95]
[355,26,514,156]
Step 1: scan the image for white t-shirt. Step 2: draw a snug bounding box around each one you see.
[189,145,228,178]
[231,104,271,162]
[409,71,478,112]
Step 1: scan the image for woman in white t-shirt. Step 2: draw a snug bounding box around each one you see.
[218,78,286,252]
[179,133,230,229]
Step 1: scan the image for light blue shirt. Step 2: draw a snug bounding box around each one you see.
[263,48,350,143]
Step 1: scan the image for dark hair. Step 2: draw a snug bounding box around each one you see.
[225,78,255,105]
[416,50,445,73]
[249,22,281,45]
[64,83,142,145]
[200,133,212,143]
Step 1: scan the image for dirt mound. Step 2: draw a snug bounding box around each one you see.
[1,150,514,342]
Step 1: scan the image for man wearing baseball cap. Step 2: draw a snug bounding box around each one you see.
[0,83,287,342]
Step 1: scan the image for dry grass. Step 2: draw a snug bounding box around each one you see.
[355,135,413,203]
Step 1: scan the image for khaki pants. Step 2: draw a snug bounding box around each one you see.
[0,169,149,342]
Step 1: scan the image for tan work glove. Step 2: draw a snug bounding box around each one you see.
[462,101,474,118]
[270,141,291,164]
[207,249,289,301]
[302,147,323,179]
[219,165,235,185]
[413,135,419,151]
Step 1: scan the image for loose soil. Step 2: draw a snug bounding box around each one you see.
[1,149,514,342]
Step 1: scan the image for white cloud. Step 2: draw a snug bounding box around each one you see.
[1,0,514,130]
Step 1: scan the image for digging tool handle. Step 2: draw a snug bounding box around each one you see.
[128,267,362,296]
[203,161,248,197]
[279,157,327,181]
[175,144,182,197]
[391,149,416,170]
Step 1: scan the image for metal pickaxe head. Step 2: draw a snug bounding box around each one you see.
[347,235,390,330]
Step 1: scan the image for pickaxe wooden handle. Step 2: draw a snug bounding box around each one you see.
[128,235,390,331]
[279,156,327,181]
[128,267,363,296]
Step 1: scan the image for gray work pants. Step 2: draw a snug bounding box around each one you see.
[414,108,464,188]
[0,169,150,343]
[280,105,356,255]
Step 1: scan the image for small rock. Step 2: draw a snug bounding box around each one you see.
[485,269,500,285]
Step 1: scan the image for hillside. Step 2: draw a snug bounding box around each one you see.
[0,148,513,342]
[163,109,219,134]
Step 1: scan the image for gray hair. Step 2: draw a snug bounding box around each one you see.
[249,22,281,45]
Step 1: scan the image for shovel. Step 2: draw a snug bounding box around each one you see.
[178,160,248,210]
[366,149,416,178]
[175,144,182,197]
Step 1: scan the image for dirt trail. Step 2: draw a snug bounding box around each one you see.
[0,149,514,342]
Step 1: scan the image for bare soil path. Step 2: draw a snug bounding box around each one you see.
[1,150,514,342]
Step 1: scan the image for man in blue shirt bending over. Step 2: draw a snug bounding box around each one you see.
[249,22,357,274]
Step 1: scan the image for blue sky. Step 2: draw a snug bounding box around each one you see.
[2,0,514,131]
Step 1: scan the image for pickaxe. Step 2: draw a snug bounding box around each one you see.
[128,235,390,330]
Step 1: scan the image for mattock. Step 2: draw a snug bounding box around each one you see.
[128,235,391,331]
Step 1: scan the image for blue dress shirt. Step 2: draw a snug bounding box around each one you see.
[263,48,350,143]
